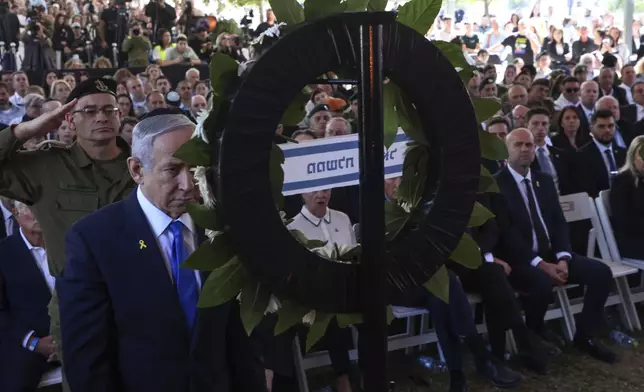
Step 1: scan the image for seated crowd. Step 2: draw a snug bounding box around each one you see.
[1,16,644,392]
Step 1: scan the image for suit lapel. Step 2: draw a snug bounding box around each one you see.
[123,192,190,341]
[589,142,609,181]
[195,229,209,287]
[13,235,51,298]
[498,168,533,235]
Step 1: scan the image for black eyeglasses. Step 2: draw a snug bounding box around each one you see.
[72,106,120,117]
[566,88,580,93]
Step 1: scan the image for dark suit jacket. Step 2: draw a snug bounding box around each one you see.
[609,170,644,260]
[617,119,639,147]
[492,168,572,264]
[57,193,266,392]
[599,86,629,107]
[576,105,592,139]
[578,140,626,197]
[633,35,644,59]
[0,233,52,388]
[530,145,586,195]
[550,131,591,153]
[621,104,638,125]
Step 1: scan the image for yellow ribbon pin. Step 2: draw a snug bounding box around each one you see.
[139,240,147,249]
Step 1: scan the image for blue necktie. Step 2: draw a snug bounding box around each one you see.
[604,149,617,173]
[169,221,199,335]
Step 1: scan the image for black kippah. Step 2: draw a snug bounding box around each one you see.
[66,77,116,104]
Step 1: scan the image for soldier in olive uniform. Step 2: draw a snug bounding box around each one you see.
[0,78,136,390]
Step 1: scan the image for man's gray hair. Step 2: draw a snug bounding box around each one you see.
[11,199,30,215]
[131,114,196,170]
[186,67,200,78]
[595,95,618,109]
[24,93,45,108]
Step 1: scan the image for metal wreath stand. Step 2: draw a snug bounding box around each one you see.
[218,11,480,392]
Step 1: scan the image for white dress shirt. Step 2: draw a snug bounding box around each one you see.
[580,104,594,123]
[507,166,571,267]
[9,92,24,107]
[288,206,356,246]
[554,95,579,111]
[592,138,617,180]
[136,187,201,287]
[620,83,634,105]
[636,103,644,123]
[20,228,54,348]
[0,202,14,237]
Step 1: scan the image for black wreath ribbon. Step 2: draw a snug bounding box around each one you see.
[218,13,480,313]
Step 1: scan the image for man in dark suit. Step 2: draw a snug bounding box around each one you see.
[597,67,629,107]
[493,128,617,363]
[632,20,644,60]
[596,96,636,148]
[577,80,599,137]
[482,116,510,175]
[579,109,626,197]
[525,107,585,195]
[57,111,266,392]
[0,201,57,391]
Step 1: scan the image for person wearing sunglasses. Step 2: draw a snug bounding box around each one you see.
[554,76,581,111]
[0,77,136,388]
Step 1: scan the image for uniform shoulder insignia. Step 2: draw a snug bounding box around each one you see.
[35,140,71,151]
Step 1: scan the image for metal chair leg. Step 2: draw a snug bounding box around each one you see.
[555,287,576,341]
[293,336,310,392]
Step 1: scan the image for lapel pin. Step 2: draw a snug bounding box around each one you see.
[536,181,540,188]
[139,240,147,250]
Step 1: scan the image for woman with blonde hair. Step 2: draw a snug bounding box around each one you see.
[50,79,72,103]
[93,57,113,68]
[609,135,644,259]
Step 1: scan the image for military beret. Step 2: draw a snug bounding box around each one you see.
[307,103,330,118]
[66,77,116,104]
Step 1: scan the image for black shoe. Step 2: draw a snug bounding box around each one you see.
[519,332,551,375]
[449,370,469,392]
[476,356,522,389]
[573,336,619,364]
[539,329,565,355]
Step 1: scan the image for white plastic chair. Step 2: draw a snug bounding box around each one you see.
[559,192,640,332]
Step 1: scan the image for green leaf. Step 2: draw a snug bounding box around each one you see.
[458,65,477,86]
[397,0,442,36]
[345,0,369,11]
[270,143,285,209]
[307,239,327,249]
[398,143,429,207]
[449,233,481,269]
[468,202,495,228]
[182,232,235,271]
[473,97,502,124]
[240,279,271,336]
[434,41,470,70]
[269,0,305,26]
[306,313,333,352]
[479,129,508,161]
[304,0,347,20]
[274,300,310,335]
[173,137,211,167]
[280,93,309,126]
[209,53,239,97]
[383,83,400,149]
[290,229,309,245]
[186,203,219,231]
[338,244,362,261]
[386,305,394,325]
[337,313,364,328]
[367,0,387,11]
[397,91,429,146]
[385,201,411,241]
[198,256,247,308]
[479,165,500,193]
[423,265,449,303]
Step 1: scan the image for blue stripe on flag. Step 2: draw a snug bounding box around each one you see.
[282,133,410,158]
[282,164,403,192]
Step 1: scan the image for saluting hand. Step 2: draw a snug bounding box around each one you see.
[13,99,77,142]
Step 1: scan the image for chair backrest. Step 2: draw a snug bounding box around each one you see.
[594,190,622,262]
[558,192,612,260]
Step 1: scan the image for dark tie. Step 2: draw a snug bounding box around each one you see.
[169,221,199,335]
[604,149,617,174]
[523,179,551,259]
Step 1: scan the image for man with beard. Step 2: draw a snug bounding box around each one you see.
[579,109,625,197]
[0,78,136,390]
[0,82,24,125]
[57,111,265,392]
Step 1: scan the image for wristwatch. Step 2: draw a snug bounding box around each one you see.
[28,337,40,352]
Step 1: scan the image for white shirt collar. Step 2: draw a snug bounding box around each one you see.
[508,165,533,186]
[136,186,194,238]
[0,202,11,222]
[592,138,612,153]
[299,205,331,227]
[19,228,41,251]
[581,104,594,116]
[636,103,644,113]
